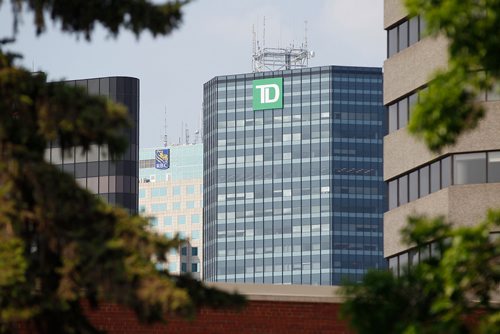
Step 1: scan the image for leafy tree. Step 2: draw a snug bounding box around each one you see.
[341,214,500,334]
[405,0,500,152]
[0,1,244,333]
[342,1,500,333]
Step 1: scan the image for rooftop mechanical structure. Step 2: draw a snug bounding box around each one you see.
[252,19,315,72]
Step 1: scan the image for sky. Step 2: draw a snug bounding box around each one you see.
[0,0,385,148]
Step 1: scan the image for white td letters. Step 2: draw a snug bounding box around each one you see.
[255,84,280,104]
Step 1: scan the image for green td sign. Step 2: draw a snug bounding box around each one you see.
[252,77,283,111]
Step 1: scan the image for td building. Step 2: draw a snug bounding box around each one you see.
[203,65,386,285]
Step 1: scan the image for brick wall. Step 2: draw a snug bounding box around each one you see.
[83,300,352,334]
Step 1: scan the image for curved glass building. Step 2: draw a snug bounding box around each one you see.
[45,76,139,213]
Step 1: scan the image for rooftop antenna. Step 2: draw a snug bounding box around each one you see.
[304,20,308,49]
[262,16,266,50]
[195,107,202,144]
[252,18,315,72]
[181,121,184,145]
[163,107,168,147]
[185,127,190,145]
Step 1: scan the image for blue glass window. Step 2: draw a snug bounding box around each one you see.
[151,203,167,213]
[186,185,195,194]
[173,186,181,196]
[191,214,200,224]
[151,187,167,197]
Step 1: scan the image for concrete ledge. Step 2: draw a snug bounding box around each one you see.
[384,35,448,105]
[384,101,500,180]
[384,183,500,257]
[207,282,344,303]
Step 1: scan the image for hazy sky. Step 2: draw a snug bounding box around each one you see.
[0,0,385,148]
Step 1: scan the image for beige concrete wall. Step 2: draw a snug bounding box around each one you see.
[384,0,407,28]
[383,35,449,105]
[384,183,500,257]
[207,282,344,303]
[384,101,500,180]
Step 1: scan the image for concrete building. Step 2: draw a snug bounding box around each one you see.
[203,65,386,285]
[139,144,203,279]
[45,76,139,213]
[383,0,500,274]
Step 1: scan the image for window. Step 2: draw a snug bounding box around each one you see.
[488,152,500,182]
[150,217,158,227]
[151,187,167,197]
[192,230,200,240]
[398,99,408,129]
[178,215,186,225]
[186,185,195,194]
[139,189,146,199]
[388,91,419,133]
[430,161,441,193]
[441,157,452,188]
[388,26,398,57]
[454,153,486,185]
[398,21,408,50]
[186,201,195,209]
[419,166,429,197]
[398,175,408,206]
[164,216,172,226]
[181,246,187,256]
[409,16,419,44]
[389,180,398,210]
[388,257,398,275]
[191,263,199,273]
[168,263,177,272]
[387,15,425,58]
[173,186,181,196]
[181,262,187,273]
[399,252,409,275]
[191,214,200,224]
[179,231,186,239]
[388,104,398,133]
[192,247,198,256]
[172,202,181,210]
[389,151,500,210]
[165,232,173,238]
[409,170,419,201]
[151,203,167,213]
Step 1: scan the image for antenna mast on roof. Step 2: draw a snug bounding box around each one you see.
[252,19,315,72]
[163,107,168,147]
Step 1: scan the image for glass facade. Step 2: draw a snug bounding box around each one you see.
[45,77,139,213]
[139,144,203,279]
[203,66,386,285]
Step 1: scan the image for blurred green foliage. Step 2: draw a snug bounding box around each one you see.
[0,1,244,333]
[341,214,500,334]
[405,0,500,151]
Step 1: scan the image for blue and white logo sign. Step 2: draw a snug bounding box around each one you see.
[155,149,170,170]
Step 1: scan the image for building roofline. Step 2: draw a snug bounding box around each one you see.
[207,282,345,303]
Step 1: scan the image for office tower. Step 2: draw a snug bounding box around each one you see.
[383,1,500,274]
[139,144,203,279]
[203,65,386,285]
[44,76,139,213]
